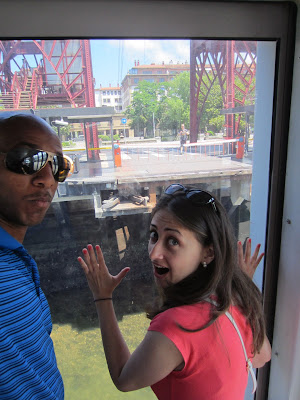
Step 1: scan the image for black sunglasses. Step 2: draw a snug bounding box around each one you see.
[0,147,72,183]
[164,183,217,213]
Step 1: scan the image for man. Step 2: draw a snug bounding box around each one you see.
[178,123,189,154]
[0,113,70,399]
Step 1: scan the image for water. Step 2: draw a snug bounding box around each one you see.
[46,280,156,400]
[52,312,156,399]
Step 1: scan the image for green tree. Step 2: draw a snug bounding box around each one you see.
[125,81,163,137]
[159,71,190,133]
[200,76,224,133]
[198,73,256,134]
[159,97,186,133]
[168,70,190,106]
[125,72,191,138]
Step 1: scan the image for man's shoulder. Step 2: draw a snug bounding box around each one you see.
[0,247,28,278]
[0,246,15,262]
[0,226,21,250]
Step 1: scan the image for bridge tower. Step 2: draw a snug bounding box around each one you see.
[0,39,99,160]
[190,40,257,142]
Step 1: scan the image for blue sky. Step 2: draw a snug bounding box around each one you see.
[90,39,190,88]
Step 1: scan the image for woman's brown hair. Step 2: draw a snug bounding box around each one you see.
[147,188,266,354]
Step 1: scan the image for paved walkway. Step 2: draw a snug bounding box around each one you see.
[57,142,253,217]
[65,143,252,185]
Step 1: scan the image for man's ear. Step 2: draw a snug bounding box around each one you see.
[203,245,214,265]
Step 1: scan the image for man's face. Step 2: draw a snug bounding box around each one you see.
[0,117,62,234]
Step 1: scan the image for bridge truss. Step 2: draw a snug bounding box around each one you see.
[0,39,99,159]
[190,40,257,142]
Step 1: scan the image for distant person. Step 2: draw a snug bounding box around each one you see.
[178,123,189,154]
[0,113,71,399]
[78,183,271,400]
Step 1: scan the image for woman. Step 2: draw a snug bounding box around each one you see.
[78,183,271,399]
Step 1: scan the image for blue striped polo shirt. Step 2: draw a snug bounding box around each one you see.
[0,226,64,399]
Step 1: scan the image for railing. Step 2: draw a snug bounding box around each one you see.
[10,72,22,108]
[119,139,239,163]
[0,92,17,109]
[30,69,39,108]
[0,70,35,110]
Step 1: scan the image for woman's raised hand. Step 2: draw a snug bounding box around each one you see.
[237,238,264,280]
[78,244,130,300]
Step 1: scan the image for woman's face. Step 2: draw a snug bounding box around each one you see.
[148,209,206,289]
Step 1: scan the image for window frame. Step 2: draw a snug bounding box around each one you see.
[0,1,296,398]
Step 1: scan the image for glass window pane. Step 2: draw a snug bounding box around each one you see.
[0,38,276,400]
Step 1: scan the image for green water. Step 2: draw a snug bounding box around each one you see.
[52,312,156,400]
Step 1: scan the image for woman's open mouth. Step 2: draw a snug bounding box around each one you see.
[155,265,170,276]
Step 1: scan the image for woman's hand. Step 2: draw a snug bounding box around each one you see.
[78,244,130,299]
[237,238,264,279]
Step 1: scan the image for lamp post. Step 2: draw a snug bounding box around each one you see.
[121,117,127,144]
[51,118,69,141]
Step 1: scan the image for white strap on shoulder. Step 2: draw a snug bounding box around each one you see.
[206,299,257,394]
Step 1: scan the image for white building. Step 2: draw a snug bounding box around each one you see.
[95,85,122,112]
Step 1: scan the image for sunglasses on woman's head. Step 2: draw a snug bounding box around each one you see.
[164,183,217,213]
[0,147,72,182]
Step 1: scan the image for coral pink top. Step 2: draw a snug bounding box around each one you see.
[148,302,253,400]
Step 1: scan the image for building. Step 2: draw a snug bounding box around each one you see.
[121,60,190,109]
[95,85,123,112]
[97,114,134,139]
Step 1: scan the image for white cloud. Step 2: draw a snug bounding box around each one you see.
[116,39,190,66]
[92,39,190,87]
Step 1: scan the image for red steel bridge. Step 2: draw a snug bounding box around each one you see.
[0,39,99,159]
[190,40,257,142]
[0,39,256,147]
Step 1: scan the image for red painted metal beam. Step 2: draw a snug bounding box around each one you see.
[190,40,257,142]
[0,39,98,163]
[225,41,235,139]
[82,39,99,161]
